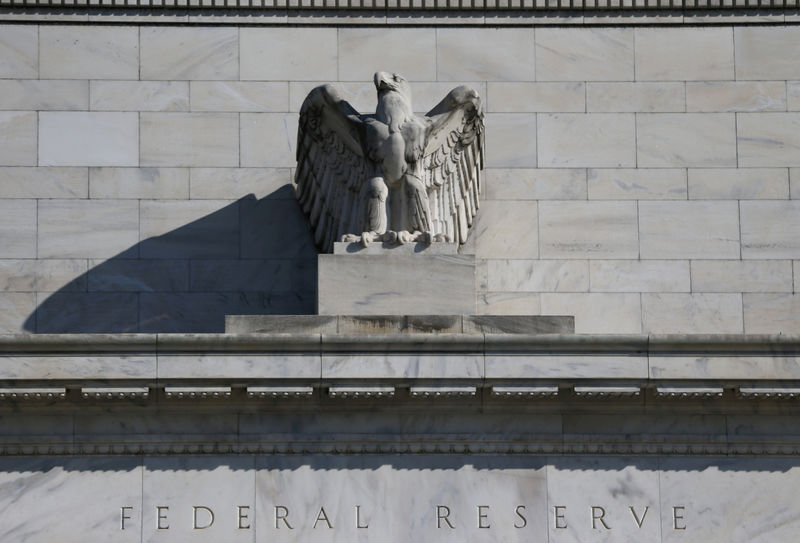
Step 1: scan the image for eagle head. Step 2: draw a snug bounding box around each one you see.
[374,72,412,101]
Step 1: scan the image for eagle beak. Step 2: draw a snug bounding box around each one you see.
[374,71,390,91]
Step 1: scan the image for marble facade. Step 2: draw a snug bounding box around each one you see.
[1,7,800,543]
[0,23,799,333]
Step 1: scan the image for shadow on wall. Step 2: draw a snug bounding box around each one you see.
[23,189,318,334]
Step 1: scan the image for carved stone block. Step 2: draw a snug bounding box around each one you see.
[317,251,476,315]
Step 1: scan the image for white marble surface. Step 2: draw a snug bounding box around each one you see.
[0,80,88,111]
[0,292,35,333]
[90,81,189,112]
[2,455,791,542]
[734,26,800,80]
[485,113,537,168]
[587,168,687,200]
[437,28,535,82]
[587,82,684,113]
[240,113,298,168]
[140,113,239,167]
[539,201,638,259]
[0,457,142,543]
[590,260,690,292]
[89,167,189,199]
[737,113,800,167]
[0,25,37,78]
[142,456,255,542]
[191,82,289,112]
[0,111,36,166]
[659,458,800,542]
[488,82,584,113]
[635,27,734,81]
[691,260,793,293]
[687,168,789,199]
[744,293,800,334]
[241,28,338,81]
[535,28,634,82]
[637,113,737,167]
[140,27,238,81]
[190,168,291,200]
[255,456,548,543]
[488,260,589,292]
[686,82,786,112]
[540,293,642,334]
[789,82,800,112]
[38,112,138,167]
[338,29,436,82]
[0,167,87,199]
[547,457,661,542]
[37,199,139,259]
[318,254,475,316]
[649,355,800,380]
[158,354,319,380]
[322,354,482,380]
[0,355,156,380]
[538,114,636,168]
[642,293,744,334]
[741,201,800,259]
[39,25,138,80]
[0,199,36,258]
[486,169,587,200]
[486,355,648,379]
[638,201,740,259]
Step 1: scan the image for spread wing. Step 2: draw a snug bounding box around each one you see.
[295,84,372,253]
[421,86,485,245]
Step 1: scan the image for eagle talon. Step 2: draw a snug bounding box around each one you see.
[361,231,374,247]
[397,230,414,245]
[384,231,398,244]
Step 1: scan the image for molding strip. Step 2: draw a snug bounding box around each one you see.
[0,6,797,24]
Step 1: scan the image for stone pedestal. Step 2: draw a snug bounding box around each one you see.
[317,242,476,315]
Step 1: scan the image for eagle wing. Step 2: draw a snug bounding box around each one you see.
[295,84,372,253]
[421,85,485,245]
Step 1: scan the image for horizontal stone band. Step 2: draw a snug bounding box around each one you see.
[0,333,798,394]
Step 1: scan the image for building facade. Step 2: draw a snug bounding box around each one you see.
[1,5,800,542]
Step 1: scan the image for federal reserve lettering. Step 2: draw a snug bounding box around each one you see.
[120,504,688,531]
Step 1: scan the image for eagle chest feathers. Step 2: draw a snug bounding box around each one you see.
[370,90,425,185]
[295,71,485,253]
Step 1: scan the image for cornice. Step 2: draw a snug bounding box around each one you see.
[0,5,796,24]
[1,334,799,457]
[0,333,799,403]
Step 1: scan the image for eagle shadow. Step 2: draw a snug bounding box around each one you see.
[23,188,317,334]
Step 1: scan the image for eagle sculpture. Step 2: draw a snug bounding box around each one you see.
[294,71,485,253]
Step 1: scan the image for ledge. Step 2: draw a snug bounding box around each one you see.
[0,333,799,401]
[2,332,799,354]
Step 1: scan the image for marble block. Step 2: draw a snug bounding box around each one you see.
[39,112,138,167]
[140,27,238,81]
[318,252,476,315]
